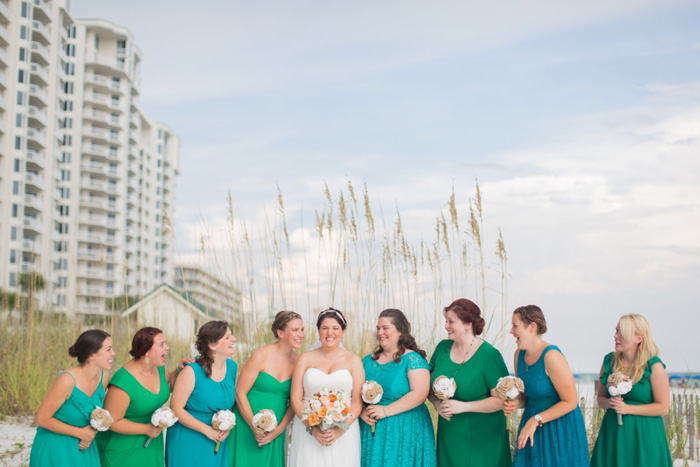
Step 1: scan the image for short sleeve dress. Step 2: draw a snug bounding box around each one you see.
[29,371,105,467]
[590,353,672,467]
[360,352,436,467]
[429,339,511,467]
[165,359,237,467]
[229,371,291,467]
[97,365,170,467]
[513,345,589,467]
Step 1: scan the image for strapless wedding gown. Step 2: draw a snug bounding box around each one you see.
[288,368,360,467]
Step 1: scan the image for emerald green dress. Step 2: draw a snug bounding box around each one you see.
[229,371,291,467]
[429,339,511,467]
[97,365,169,467]
[29,371,105,467]
[590,353,672,467]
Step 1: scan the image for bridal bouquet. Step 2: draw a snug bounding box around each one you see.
[301,387,350,431]
[607,372,633,426]
[144,407,178,447]
[89,407,113,432]
[211,409,236,453]
[432,375,456,400]
[361,381,383,435]
[252,409,278,436]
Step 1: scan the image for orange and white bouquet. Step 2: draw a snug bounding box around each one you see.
[607,372,633,426]
[432,375,456,400]
[144,407,178,447]
[211,409,236,453]
[252,409,278,436]
[301,387,350,432]
[361,381,383,435]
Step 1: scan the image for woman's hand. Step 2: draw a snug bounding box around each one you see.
[517,417,539,449]
[76,426,96,450]
[609,396,629,415]
[144,424,163,439]
[314,426,345,446]
[365,405,388,420]
[359,407,376,426]
[201,426,226,443]
[503,400,516,417]
[255,426,281,447]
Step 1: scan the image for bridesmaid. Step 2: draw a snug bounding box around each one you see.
[229,311,304,466]
[429,298,511,467]
[504,305,589,467]
[359,308,436,467]
[165,320,237,466]
[98,327,184,467]
[590,314,672,466]
[30,330,114,467]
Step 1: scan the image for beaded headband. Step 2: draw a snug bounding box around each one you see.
[318,308,346,325]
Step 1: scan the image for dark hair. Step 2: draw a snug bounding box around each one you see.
[316,308,347,330]
[129,327,163,359]
[371,309,427,362]
[444,298,485,335]
[68,329,110,364]
[513,305,547,335]
[271,310,303,339]
[195,320,229,378]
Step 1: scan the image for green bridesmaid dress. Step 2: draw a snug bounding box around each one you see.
[97,365,169,467]
[229,371,291,467]
[590,353,672,467]
[29,371,105,467]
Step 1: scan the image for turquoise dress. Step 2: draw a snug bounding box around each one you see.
[590,353,672,467]
[360,352,436,467]
[513,345,589,467]
[165,359,236,467]
[30,371,105,467]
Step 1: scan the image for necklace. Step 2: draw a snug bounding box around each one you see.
[136,365,156,377]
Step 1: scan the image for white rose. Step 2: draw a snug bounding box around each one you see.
[608,386,619,397]
[433,376,456,399]
[310,399,322,411]
[505,388,520,400]
[616,381,633,395]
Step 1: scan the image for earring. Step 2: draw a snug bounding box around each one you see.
[144,355,150,365]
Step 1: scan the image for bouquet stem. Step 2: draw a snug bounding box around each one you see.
[615,396,623,426]
[144,437,154,448]
[214,441,221,454]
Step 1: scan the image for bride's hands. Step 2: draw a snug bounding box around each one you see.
[314,426,345,446]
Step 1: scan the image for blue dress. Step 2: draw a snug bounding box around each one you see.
[165,359,237,467]
[360,352,436,467]
[513,345,589,467]
[30,371,105,467]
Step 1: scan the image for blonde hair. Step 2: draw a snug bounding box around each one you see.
[612,314,660,383]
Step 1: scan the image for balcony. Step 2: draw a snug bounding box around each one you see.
[0,1,10,23]
[21,239,42,255]
[79,213,107,227]
[24,195,43,211]
[84,126,110,143]
[29,63,49,86]
[31,0,52,24]
[0,23,8,46]
[26,128,46,148]
[27,105,47,128]
[0,48,8,66]
[29,84,48,107]
[25,172,44,189]
[85,53,127,75]
[31,20,50,44]
[77,248,115,263]
[77,286,106,297]
[0,71,6,89]
[23,217,42,233]
[76,303,107,314]
[0,94,6,110]
[26,149,45,170]
[82,143,109,158]
[77,268,107,280]
[30,41,49,66]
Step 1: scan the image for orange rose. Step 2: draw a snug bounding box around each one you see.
[341,405,349,415]
[307,413,320,426]
[318,407,327,418]
[332,413,343,422]
[329,394,337,402]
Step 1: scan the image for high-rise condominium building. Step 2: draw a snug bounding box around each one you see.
[173,265,241,323]
[0,0,179,314]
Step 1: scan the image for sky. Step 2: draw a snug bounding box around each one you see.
[71,0,700,373]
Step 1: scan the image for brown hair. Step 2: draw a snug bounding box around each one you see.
[513,305,547,335]
[129,327,163,359]
[316,308,347,330]
[195,320,229,378]
[69,329,110,364]
[444,298,485,335]
[271,310,303,339]
[371,309,427,362]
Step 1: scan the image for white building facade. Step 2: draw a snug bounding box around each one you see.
[0,0,179,314]
[173,265,241,323]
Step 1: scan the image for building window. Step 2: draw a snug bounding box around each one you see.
[19,48,26,61]
[18,70,25,83]
[61,152,71,163]
[14,137,22,150]
[63,82,74,94]
[17,91,25,106]
[111,112,119,123]
[11,204,19,217]
[10,227,18,241]
[15,114,23,128]
[66,25,76,39]
[111,95,119,106]
[65,44,75,57]
[64,63,75,76]
[110,129,118,140]
[116,57,125,68]
[20,26,27,40]
[14,159,21,172]
[62,100,73,111]
[20,2,28,18]
[60,170,70,181]
[111,77,120,88]
[117,39,126,51]
[61,135,72,146]
[9,273,16,287]
[12,181,19,195]
[10,250,17,264]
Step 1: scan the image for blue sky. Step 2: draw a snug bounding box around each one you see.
[73,0,700,372]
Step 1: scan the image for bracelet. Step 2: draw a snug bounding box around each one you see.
[383,406,388,418]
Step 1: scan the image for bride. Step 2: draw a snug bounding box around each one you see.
[289,308,364,467]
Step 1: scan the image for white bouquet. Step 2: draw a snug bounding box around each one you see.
[89,407,113,432]
[211,409,236,453]
[361,381,383,435]
[252,409,277,436]
[144,407,178,447]
[607,372,633,426]
[432,375,456,400]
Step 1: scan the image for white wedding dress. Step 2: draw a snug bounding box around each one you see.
[288,368,360,467]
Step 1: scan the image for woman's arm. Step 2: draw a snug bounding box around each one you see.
[517,349,577,449]
[289,353,309,420]
[35,373,95,446]
[610,362,669,417]
[169,366,225,443]
[595,363,612,410]
[504,350,526,416]
[103,386,161,437]
[234,349,263,430]
[165,357,195,390]
[347,354,365,425]
[366,367,429,421]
